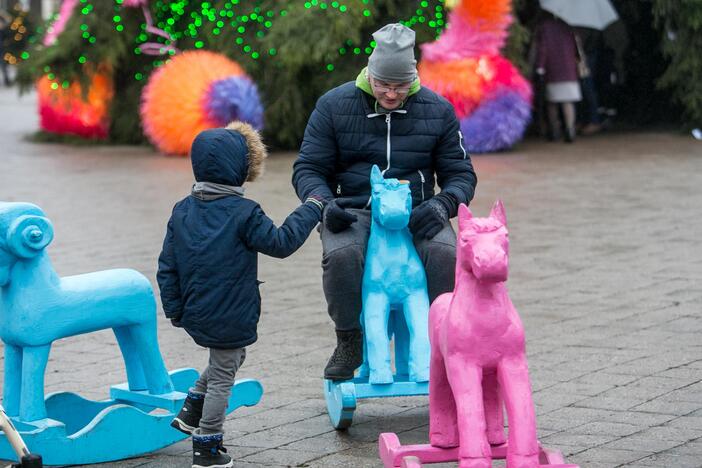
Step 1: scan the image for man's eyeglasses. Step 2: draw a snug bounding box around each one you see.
[372,83,412,95]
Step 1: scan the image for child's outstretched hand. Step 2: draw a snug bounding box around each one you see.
[305,194,327,220]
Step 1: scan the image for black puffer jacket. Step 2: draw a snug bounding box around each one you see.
[292,81,477,216]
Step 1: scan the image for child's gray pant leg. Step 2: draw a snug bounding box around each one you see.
[198,347,247,434]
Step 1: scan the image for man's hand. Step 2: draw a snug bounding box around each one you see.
[409,197,449,240]
[324,197,365,233]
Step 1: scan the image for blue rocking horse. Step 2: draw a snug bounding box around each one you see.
[324,166,431,429]
[0,202,263,465]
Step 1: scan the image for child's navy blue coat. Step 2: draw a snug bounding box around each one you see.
[157,127,321,349]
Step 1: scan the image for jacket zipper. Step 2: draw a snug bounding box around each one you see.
[458,130,467,159]
[366,109,406,174]
[365,109,407,207]
[417,170,425,202]
[336,184,341,195]
[384,114,391,173]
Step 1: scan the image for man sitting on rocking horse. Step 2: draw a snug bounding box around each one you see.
[292,23,478,381]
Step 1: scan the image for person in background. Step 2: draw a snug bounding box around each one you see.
[0,15,12,87]
[535,13,582,143]
[575,27,604,135]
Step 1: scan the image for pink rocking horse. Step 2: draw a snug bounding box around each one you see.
[378,201,578,468]
[430,200,535,467]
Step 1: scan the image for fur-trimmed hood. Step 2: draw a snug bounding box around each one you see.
[226,121,267,182]
[190,121,267,186]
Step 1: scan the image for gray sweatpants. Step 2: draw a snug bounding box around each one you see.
[191,347,246,434]
[321,208,456,331]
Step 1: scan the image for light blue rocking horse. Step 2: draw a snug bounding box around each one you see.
[0,202,263,465]
[324,166,431,429]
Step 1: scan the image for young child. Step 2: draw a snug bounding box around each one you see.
[157,121,324,468]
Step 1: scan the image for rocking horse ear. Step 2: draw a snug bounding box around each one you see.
[370,165,384,186]
[490,200,507,225]
[458,203,472,231]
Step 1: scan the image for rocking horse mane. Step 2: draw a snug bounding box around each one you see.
[456,201,510,284]
[462,218,504,234]
[372,178,408,193]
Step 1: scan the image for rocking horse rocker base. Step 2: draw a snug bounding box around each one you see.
[0,369,263,466]
[324,309,429,430]
[378,432,580,468]
[324,371,429,430]
[324,375,428,430]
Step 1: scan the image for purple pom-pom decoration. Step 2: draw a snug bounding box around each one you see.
[205,76,264,130]
[460,89,531,153]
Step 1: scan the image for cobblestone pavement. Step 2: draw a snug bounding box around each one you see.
[1,87,701,468]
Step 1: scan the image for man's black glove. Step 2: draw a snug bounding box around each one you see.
[324,196,367,233]
[409,194,453,240]
[170,317,183,328]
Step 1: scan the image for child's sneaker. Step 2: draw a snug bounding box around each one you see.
[171,392,205,434]
[192,432,232,468]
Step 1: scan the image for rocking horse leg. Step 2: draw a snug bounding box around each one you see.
[363,292,393,384]
[483,369,506,445]
[3,344,22,417]
[19,344,50,421]
[127,322,174,395]
[497,358,539,468]
[402,292,430,382]
[114,326,148,391]
[445,361,491,468]
[429,349,458,448]
[392,308,410,377]
[357,315,369,379]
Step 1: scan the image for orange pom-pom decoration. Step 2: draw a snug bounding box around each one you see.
[140,50,261,156]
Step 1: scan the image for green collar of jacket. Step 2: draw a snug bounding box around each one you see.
[355,67,421,112]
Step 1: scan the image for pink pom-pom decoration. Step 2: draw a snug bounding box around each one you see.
[121,0,148,7]
[419,0,532,153]
[43,0,78,46]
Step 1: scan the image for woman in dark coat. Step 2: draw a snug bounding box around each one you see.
[535,14,582,142]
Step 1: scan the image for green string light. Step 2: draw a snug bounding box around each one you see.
[107,0,448,79]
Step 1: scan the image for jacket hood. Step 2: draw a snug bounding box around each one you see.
[190,121,267,186]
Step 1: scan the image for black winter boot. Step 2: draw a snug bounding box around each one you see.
[171,392,205,434]
[192,431,232,468]
[324,329,364,381]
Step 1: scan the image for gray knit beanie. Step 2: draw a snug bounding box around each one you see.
[367,23,417,83]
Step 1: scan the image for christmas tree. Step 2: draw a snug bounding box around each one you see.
[18,0,530,149]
